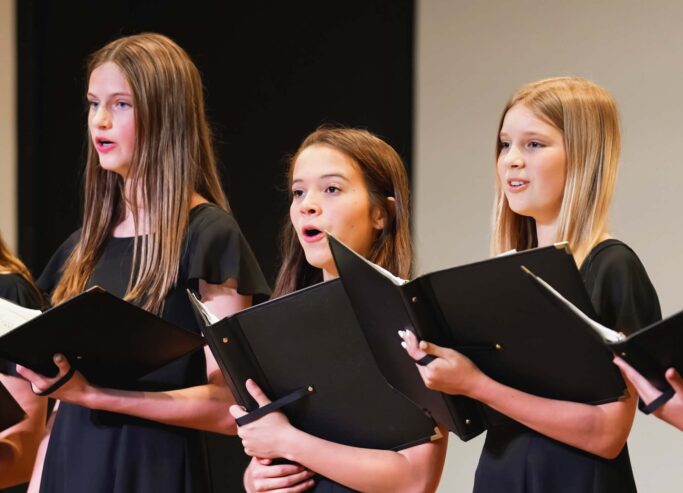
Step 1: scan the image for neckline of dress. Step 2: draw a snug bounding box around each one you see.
[110,203,214,239]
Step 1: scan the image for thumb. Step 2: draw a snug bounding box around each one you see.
[666,368,683,394]
[418,340,452,359]
[229,404,247,420]
[53,354,72,375]
[246,379,272,407]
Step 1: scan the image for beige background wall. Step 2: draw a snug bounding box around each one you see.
[0,0,16,250]
[416,1,683,491]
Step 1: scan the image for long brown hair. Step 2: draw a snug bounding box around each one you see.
[491,77,621,265]
[273,127,412,297]
[0,233,42,302]
[53,33,228,313]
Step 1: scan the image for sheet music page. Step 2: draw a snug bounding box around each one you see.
[0,297,42,337]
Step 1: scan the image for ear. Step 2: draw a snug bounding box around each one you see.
[371,197,396,231]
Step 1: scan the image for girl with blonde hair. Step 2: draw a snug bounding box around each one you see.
[403,77,660,492]
[17,33,270,493]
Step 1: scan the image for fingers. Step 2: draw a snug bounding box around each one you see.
[666,368,683,394]
[613,356,660,402]
[246,379,273,407]
[52,353,71,373]
[252,469,315,492]
[398,330,427,361]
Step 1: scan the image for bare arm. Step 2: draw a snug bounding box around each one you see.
[0,374,48,488]
[25,402,57,493]
[614,356,683,431]
[232,380,448,493]
[402,330,635,459]
[17,279,249,435]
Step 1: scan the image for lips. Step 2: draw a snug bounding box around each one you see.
[95,137,116,153]
[506,178,529,193]
[301,226,324,243]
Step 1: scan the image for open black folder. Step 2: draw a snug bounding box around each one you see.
[0,381,25,432]
[328,234,628,440]
[190,282,442,451]
[0,287,204,388]
[524,268,682,407]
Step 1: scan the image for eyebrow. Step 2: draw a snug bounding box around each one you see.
[86,92,133,99]
[499,130,552,139]
[292,173,350,184]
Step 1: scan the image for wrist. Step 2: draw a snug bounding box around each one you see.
[80,383,102,409]
[278,425,304,462]
[468,372,495,402]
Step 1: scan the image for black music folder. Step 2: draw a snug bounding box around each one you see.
[328,234,628,440]
[0,287,204,388]
[190,281,442,451]
[0,381,25,432]
[524,268,683,394]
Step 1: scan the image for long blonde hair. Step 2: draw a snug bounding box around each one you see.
[491,77,620,265]
[53,33,228,313]
[273,127,412,297]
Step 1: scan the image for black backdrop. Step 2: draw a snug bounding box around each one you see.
[16,1,414,490]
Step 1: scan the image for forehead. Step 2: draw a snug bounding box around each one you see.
[88,62,132,94]
[292,144,361,180]
[501,103,560,135]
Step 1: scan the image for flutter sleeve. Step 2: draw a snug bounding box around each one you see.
[183,205,271,297]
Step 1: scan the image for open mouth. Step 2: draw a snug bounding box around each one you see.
[508,179,529,190]
[96,138,115,148]
[302,227,324,241]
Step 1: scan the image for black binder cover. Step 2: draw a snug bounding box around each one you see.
[0,287,204,388]
[609,313,683,392]
[0,381,25,432]
[200,280,441,451]
[328,235,627,440]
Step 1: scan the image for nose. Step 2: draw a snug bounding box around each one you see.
[92,106,112,129]
[503,146,524,168]
[299,192,321,215]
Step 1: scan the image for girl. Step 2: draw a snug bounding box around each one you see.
[613,356,683,431]
[230,127,448,492]
[402,77,661,492]
[17,33,270,493]
[0,233,46,491]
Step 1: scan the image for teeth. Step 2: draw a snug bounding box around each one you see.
[511,181,525,187]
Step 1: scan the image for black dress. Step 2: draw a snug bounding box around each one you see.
[36,204,270,493]
[0,273,42,493]
[473,239,661,493]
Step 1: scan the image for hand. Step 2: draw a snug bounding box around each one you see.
[16,354,92,403]
[229,379,298,459]
[614,356,683,431]
[244,457,315,493]
[399,330,486,397]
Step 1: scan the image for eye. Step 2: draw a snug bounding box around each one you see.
[325,185,341,194]
[499,140,510,149]
[115,101,132,110]
[88,100,99,110]
[528,141,544,149]
[291,188,304,198]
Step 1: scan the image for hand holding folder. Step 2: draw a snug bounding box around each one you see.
[0,287,204,389]
[327,234,629,440]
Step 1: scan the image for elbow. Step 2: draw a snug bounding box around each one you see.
[593,438,627,460]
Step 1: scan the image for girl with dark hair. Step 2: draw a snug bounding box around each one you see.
[232,127,447,493]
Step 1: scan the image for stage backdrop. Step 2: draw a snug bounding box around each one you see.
[416,1,683,492]
[15,1,413,491]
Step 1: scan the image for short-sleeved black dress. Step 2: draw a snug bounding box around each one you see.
[36,204,270,493]
[1,273,42,493]
[473,239,661,493]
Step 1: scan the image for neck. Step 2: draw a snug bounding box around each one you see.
[322,267,338,282]
[534,215,561,248]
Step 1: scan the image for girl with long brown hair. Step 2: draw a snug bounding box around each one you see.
[0,233,46,491]
[231,127,447,493]
[402,77,661,492]
[16,33,270,493]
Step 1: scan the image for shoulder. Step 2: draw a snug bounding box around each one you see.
[0,273,41,309]
[37,229,82,293]
[582,239,661,333]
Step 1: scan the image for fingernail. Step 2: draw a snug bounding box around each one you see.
[419,341,428,350]
[400,341,407,349]
[54,354,63,362]
[398,330,405,338]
